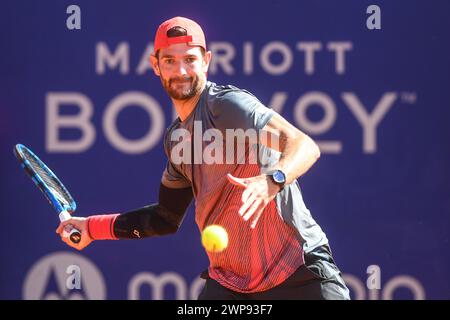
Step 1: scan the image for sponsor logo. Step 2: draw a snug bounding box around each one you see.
[23,252,106,300]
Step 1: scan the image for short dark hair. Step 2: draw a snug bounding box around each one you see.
[167,26,188,37]
[155,26,205,59]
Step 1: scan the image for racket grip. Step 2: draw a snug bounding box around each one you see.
[59,211,82,244]
[67,228,82,244]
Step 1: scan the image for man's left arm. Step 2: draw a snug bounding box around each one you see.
[260,112,321,184]
[227,113,321,228]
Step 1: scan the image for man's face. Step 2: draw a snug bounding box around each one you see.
[150,43,211,101]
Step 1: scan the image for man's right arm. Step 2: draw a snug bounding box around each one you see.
[113,183,193,239]
[56,183,193,250]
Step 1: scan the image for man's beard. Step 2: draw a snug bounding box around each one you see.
[161,75,202,100]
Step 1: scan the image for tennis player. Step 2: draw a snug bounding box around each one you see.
[57,16,350,300]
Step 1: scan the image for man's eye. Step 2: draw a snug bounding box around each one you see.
[186,57,195,63]
[165,59,174,64]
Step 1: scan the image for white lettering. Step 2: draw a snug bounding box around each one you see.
[103,92,164,154]
[243,42,254,75]
[367,5,382,30]
[327,42,353,74]
[136,44,154,75]
[96,42,129,75]
[297,42,322,75]
[46,92,96,153]
[260,41,293,75]
[209,42,235,75]
[383,276,426,300]
[66,5,81,30]
[66,265,81,290]
[342,92,397,153]
[128,272,187,300]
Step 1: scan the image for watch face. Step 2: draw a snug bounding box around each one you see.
[273,170,286,184]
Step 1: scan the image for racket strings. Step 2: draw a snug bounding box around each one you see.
[22,149,73,206]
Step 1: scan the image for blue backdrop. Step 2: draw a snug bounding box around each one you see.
[1,0,449,299]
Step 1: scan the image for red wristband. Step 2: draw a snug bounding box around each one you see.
[87,214,120,240]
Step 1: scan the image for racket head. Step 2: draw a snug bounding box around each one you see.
[14,144,77,214]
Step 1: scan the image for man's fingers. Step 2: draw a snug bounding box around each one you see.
[239,193,257,216]
[241,186,254,204]
[242,199,263,221]
[227,173,247,188]
[60,231,83,250]
[250,209,264,229]
[56,220,71,234]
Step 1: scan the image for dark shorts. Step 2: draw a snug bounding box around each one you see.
[198,244,350,300]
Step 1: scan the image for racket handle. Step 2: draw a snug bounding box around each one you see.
[66,228,82,244]
[59,211,82,244]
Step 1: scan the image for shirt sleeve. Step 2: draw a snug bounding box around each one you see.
[161,128,191,189]
[208,88,275,131]
[161,161,191,189]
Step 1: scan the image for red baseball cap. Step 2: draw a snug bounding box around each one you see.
[153,16,206,54]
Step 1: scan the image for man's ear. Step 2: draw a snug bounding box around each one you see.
[149,55,160,76]
[202,51,212,73]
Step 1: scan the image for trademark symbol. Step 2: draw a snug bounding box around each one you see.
[400,92,417,104]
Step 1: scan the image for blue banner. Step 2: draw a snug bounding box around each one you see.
[1,0,449,299]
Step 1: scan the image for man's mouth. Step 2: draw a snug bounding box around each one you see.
[171,78,192,84]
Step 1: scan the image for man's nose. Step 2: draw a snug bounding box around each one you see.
[175,61,188,76]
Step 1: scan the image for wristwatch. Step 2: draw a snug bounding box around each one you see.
[268,170,286,189]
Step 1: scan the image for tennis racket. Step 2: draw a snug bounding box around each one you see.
[14,144,81,244]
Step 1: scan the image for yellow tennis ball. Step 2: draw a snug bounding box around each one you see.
[201,225,228,253]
